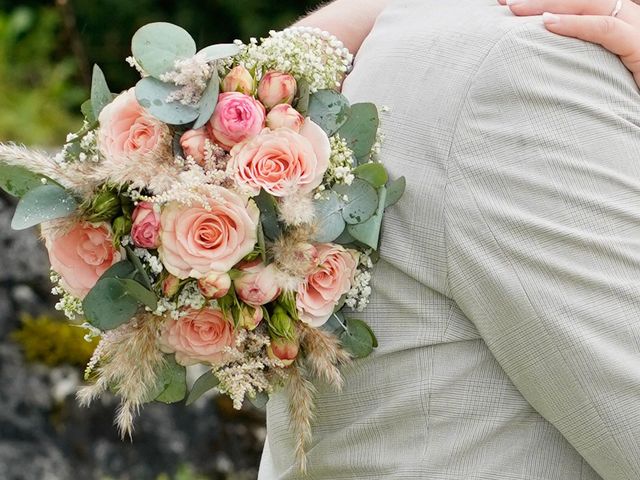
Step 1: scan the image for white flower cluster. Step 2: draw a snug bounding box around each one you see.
[232,27,352,92]
[160,52,214,106]
[153,281,207,317]
[215,328,286,410]
[132,247,163,276]
[54,125,100,165]
[345,251,374,312]
[324,135,355,188]
[50,271,84,320]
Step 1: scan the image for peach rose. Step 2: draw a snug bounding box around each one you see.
[158,188,259,279]
[229,119,330,197]
[267,337,299,366]
[257,71,297,109]
[131,202,160,249]
[207,92,265,150]
[222,66,255,95]
[233,260,280,306]
[266,104,304,132]
[297,244,358,327]
[44,222,121,299]
[98,88,170,163]
[180,128,210,164]
[160,307,236,366]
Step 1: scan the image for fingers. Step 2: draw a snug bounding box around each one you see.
[542,13,640,81]
[497,0,640,25]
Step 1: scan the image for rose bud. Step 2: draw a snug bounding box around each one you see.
[239,305,263,331]
[207,92,266,150]
[266,104,304,132]
[269,305,296,339]
[162,274,181,297]
[86,188,121,223]
[180,128,209,164]
[268,336,299,366]
[233,261,280,306]
[222,66,255,95]
[198,272,231,299]
[131,202,161,249]
[257,71,297,109]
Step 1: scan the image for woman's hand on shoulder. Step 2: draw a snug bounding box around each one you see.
[499,0,640,86]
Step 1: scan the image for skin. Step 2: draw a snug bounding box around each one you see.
[498,0,640,86]
[294,0,393,54]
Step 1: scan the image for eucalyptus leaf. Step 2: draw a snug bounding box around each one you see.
[294,79,310,116]
[11,184,78,230]
[186,370,220,405]
[347,186,387,250]
[254,191,281,241]
[321,312,346,336]
[90,64,112,120]
[82,278,139,330]
[337,102,379,160]
[312,191,345,243]
[135,77,199,125]
[0,164,56,198]
[192,72,219,129]
[385,176,406,208]
[131,22,196,78]
[101,260,137,280]
[197,43,240,61]
[307,89,351,136]
[116,278,158,310]
[81,99,96,124]
[340,318,376,358]
[354,163,388,188]
[257,220,267,263]
[334,178,378,225]
[333,227,356,245]
[154,355,187,404]
[125,246,153,289]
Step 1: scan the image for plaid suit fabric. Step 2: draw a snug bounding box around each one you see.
[258,1,640,478]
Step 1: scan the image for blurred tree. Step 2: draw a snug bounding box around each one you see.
[0,0,324,145]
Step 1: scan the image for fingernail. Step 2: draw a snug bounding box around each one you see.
[542,12,561,24]
[506,0,526,5]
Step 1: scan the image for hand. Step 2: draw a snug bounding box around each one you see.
[498,0,640,86]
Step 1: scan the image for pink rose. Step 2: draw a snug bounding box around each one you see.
[257,71,297,109]
[297,244,358,327]
[98,88,170,163]
[233,260,280,306]
[197,272,231,299]
[160,307,236,366]
[222,66,255,95]
[180,128,210,164]
[207,92,265,150]
[44,222,121,299]
[266,104,304,132]
[158,188,259,279]
[229,119,330,197]
[131,202,160,249]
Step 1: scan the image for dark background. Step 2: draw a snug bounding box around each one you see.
[0,1,323,479]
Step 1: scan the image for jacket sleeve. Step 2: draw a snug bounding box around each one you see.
[446,22,640,480]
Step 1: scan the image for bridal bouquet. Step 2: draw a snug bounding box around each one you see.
[0,23,404,469]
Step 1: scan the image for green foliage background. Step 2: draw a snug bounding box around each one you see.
[0,0,324,146]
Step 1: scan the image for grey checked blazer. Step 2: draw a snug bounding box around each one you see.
[259,1,640,478]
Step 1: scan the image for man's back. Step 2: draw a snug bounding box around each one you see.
[259,1,640,478]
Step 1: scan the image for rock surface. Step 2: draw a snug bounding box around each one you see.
[0,193,266,480]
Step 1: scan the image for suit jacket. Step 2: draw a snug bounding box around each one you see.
[259,1,640,478]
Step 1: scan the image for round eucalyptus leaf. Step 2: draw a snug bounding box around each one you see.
[354,162,388,188]
[11,184,78,230]
[385,176,406,208]
[308,90,351,136]
[131,22,196,78]
[198,43,240,61]
[347,186,387,250]
[340,318,376,358]
[335,178,378,225]
[135,77,199,125]
[313,191,346,242]
[153,355,187,404]
[0,164,57,198]
[82,278,139,331]
[337,102,379,160]
[90,64,112,120]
